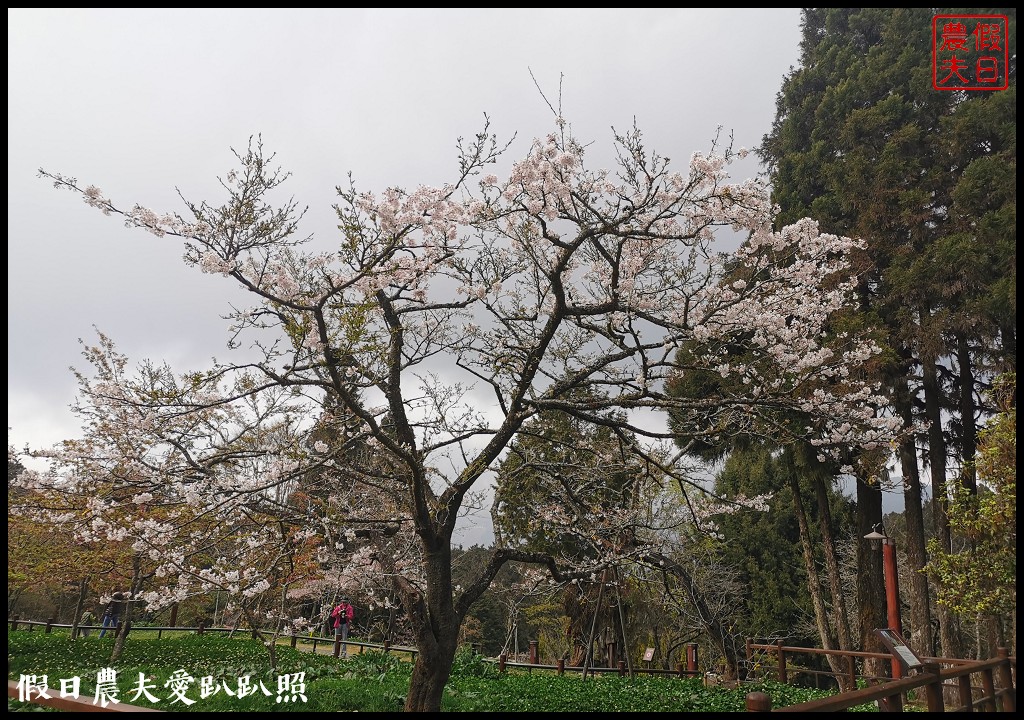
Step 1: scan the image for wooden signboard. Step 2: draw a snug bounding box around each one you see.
[643,647,656,662]
[876,628,923,672]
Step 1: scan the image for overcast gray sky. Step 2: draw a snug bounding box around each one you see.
[8,8,808,544]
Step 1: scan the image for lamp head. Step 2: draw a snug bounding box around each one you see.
[864,526,886,548]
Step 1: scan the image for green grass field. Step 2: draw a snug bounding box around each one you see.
[8,631,874,712]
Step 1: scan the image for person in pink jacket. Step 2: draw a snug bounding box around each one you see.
[330,597,354,657]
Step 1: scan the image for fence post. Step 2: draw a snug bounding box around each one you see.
[677,662,686,679]
[383,639,390,654]
[197,621,205,635]
[10,616,19,631]
[880,688,904,712]
[686,643,698,675]
[923,661,944,712]
[618,660,627,677]
[957,675,974,711]
[498,653,507,673]
[333,637,341,658]
[746,692,772,711]
[169,602,178,628]
[45,618,55,634]
[981,666,997,712]
[776,640,787,684]
[846,654,856,690]
[290,634,298,649]
[557,659,565,676]
[529,640,538,664]
[996,647,1016,712]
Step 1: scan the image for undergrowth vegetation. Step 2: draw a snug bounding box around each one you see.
[8,632,875,712]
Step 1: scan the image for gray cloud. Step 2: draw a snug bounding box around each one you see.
[8,8,804,545]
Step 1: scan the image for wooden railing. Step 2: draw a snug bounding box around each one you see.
[10,617,1015,713]
[744,646,1016,712]
[746,638,902,688]
[8,680,162,712]
[492,655,701,679]
[10,617,698,678]
[8,616,419,661]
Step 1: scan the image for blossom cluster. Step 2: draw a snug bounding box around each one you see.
[29,114,907,630]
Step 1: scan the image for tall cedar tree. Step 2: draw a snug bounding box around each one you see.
[759,8,1016,658]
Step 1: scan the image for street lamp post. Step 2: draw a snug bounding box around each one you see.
[865,526,903,679]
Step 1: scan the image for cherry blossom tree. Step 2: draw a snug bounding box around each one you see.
[33,113,902,711]
[11,335,332,663]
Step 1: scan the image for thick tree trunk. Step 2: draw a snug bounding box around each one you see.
[813,475,854,651]
[855,473,886,677]
[957,336,978,495]
[923,354,961,658]
[789,473,848,686]
[894,370,934,656]
[400,544,461,712]
[406,641,458,711]
[957,336,982,660]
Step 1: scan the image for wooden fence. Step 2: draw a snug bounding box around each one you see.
[8,615,418,661]
[8,680,162,713]
[9,618,1015,712]
[743,639,1016,712]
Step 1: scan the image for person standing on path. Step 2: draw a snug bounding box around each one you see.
[99,591,126,638]
[330,597,354,657]
[80,608,96,637]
